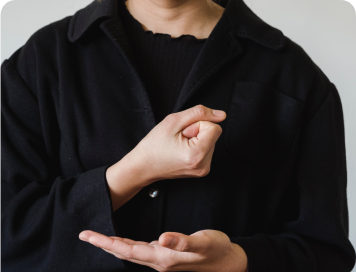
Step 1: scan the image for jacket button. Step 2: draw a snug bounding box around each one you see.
[148,188,159,198]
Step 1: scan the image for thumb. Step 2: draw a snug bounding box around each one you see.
[158,232,208,253]
[173,104,226,133]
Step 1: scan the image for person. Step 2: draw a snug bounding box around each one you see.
[1,0,355,271]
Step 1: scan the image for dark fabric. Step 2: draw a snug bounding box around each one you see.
[117,0,207,124]
[1,0,355,271]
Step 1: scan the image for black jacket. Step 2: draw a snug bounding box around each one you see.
[1,0,355,271]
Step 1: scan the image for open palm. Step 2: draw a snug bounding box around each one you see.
[79,229,247,272]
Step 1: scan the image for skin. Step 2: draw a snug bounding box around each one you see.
[81,1,248,271]
[81,105,248,271]
[124,0,225,39]
[105,105,228,212]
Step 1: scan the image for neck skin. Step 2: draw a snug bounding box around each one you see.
[124,0,225,39]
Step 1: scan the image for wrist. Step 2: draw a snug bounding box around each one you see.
[107,153,153,190]
[106,152,155,212]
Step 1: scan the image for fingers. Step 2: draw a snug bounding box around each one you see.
[188,121,222,153]
[82,231,132,253]
[79,230,96,241]
[101,248,163,271]
[158,231,210,253]
[182,121,200,139]
[79,231,205,271]
[80,232,148,246]
[110,236,150,246]
[171,104,226,134]
[79,230,158,263]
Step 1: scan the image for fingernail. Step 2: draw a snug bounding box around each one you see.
[213,110,225,117]
[163,235,176,247]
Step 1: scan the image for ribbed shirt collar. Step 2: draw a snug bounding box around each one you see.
[67,0,286,50]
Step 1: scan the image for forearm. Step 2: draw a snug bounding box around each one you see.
[106,150,155,212]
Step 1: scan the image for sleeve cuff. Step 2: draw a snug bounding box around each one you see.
[68,164,116,236]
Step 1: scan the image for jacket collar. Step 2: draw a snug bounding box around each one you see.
[67,0,286,50]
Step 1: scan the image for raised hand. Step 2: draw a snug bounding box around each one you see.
[131,104,227,182]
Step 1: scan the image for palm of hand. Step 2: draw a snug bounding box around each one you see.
[79,229,244,272]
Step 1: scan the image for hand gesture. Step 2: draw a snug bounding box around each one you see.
[79,229,248,272]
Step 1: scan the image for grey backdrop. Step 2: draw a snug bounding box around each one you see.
[1,0,356,268]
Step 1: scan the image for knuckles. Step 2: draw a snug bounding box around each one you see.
[163,105,219,180]
[192,104,206,119]
[120,244,136,261]
[177,239,190,252]
[163,113,179,128]
[165,113,179,122]
[122,251,135,261]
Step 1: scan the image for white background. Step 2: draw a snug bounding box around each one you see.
[1,0,356,269]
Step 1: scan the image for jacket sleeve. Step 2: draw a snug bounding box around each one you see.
[1,49,127,271]
[229,82,355,271]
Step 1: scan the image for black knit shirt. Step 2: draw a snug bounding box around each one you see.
[117,0,207,123]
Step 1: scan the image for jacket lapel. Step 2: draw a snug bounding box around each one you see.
[98,0,244,130]
[172,7,242,113]
[172,0,287,113]
[67,0,287,132]
[68,0,157,131]
[100,16,158,131]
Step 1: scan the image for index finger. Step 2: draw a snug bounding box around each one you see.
[171,104,226,133]
[84,231,159,263]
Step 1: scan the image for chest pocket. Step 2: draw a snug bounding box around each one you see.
[224,81,304,171]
